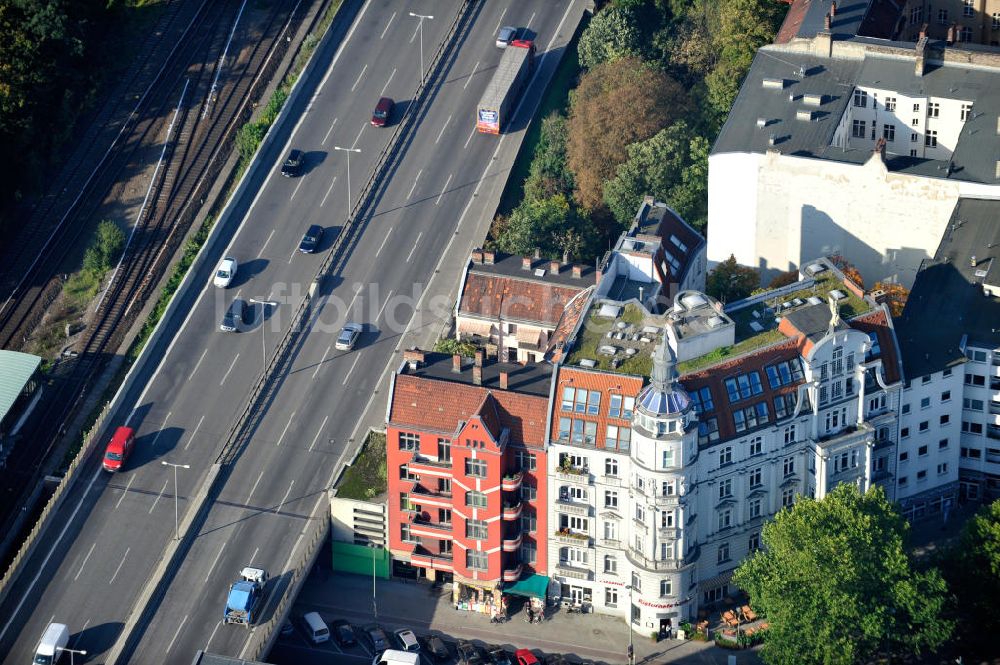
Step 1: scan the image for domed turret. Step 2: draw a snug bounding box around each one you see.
[636,340,691,419]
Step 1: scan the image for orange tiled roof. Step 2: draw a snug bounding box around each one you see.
[459,272,586,327]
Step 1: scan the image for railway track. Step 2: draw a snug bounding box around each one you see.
[0,0,308,556]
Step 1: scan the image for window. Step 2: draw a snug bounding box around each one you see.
[917,470,927,481]
[717,542,731,563]
[938,462,949,475]
[749,497,762,518]
[783,456,795,477]
[558,418,571,442]
[902,403,911,414]
[466,491,487,508]
[964,0,974,17]
[467,550,488,570]
[587,390,601,415]
[399,432,420,451]
[605,490,618,508]
[784,425,797,445]
[521,542,536,564]
[465,459,487,478]
[899,476,908,487]
[925,130,937,148]
[937,8,948,24]
[749,466,762,488]
[635,504,645,522]
[719,478,733,499]
[605,587,618,607]
[910,148,918,157]
[631,572,642,592]
[885,97,896,111]
[920,397,930,409]
[940,414,950,426]
[466,519,488,540]
[562,515,588,532]
[438,508,451,525]
[922,375,932,385]
[965,373,986,387]
[565,486,588,502]
[400,523,416,543]
[781,488,795,507]
[400,465,418,481]
[912,117,920,127]
[699,418,720,444]
[918,445,928,456]
[765,359,804,388]
[749,533,761,552]
[869,394,887,413]
[661,510,674,528]
[718,509,733,530]
[883,124,895,142]
[910,7,923,24]
[662,449,675,468]
[439,478,451,494]
[734,402,770,432]
[853,89,868,108]
[963,421,984,435]
[725,372,764,402]
[720,446,733,466]
[961,447,982,459]
[961,104,973,121]
[691,386,714,414]
[660,579,672,597]
[939,438,949,449]
[662,480,675,497]
[704,586,728,604]
[400,493,415,512]
[520,483,537,501]
[515,450,535,471]
[604,555,617,573]
[919,421,930,433]
[603,521,618,541]
[901,427,910,438]
[928,102,940,118]
[852,119,867,138]
[606,425,631,451]
[605,457,619,477]
[964,398,985,411]
[994,12,1000,30]
[748,437,763,456]
[900,451,908,462]
[941,390,952,402]
[521,511,536,533]
[608,395,636,419]
[910,132,918,143]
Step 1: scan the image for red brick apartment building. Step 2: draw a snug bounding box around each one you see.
[386,349,553,615]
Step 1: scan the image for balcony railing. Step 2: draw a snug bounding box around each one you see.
[624,544,698,572]
[555,498,590,516]
[502,531,523,552]
[410,518,453,538]
[502,501,523,520]
[989,402,1000,416]
[410,485,453,508]
[555,467,590,484]
[552,529,592,547]
[502,563,523,582]
[555,563,593,581]
[410,549,454,571]
[501,471,524,492]
[409,455,452,476]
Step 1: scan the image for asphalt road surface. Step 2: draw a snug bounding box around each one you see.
[0,0,580,663]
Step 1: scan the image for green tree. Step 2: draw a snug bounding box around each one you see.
[494,194,577,258]
[523,113,574,202]
[577,4,642,70]
[705,255,758,303]
[734,484,952,665]
[82,220,124,276]
[433,338,477,357]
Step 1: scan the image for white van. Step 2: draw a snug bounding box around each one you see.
[375,649,421,665]
[33,622,69,664]
[302,611,330,644]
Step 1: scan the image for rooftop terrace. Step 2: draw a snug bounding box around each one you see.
[565,303,664,377]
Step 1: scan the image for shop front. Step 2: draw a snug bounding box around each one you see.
[453,577,503,616]
[502,573,552,620]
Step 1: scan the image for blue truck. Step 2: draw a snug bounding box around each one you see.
[224,567,268,627]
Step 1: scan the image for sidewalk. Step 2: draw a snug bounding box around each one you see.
[293,568,762,665]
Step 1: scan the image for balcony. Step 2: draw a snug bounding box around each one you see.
[817,423,872,447]
[502,562,523,582]
[408,455,452,477]
[658,526,682,540]
[654,492,682,507]
[555,563,593,581]
[410,485,453,509]
[410,518,453,539]
[624,544,698,572]
[989,401,1000,416]
[501,471,523,492]
[873,437,894,451]
[555,467,590,484]
[555,498,590,516]
[502,530,523,552]
[988,425,1000,441]
[552,529,592,547]
[410,548,454,572]
[502,501,523,521]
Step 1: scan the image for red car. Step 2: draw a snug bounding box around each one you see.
[102,426,135,472]
[514,649,539,665]
[371,97,394,127]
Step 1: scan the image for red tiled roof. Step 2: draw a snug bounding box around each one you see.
[775,0,810,43]
[389,373,549,448]
[545,287,592,362]
[459,272,586,327]
[548,366,645,449]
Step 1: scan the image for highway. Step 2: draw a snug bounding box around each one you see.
[0,0,581,662]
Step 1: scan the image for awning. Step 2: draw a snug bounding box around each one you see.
[502,573,550,599]
[459,319,494,336]
[515,328,541,345]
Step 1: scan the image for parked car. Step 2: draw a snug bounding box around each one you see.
[220,298,248,332]
[542,655,569,665]
[299,224,324,253]
[371,97,395,127]
[335,323,362,351]
[423,635,450,661]
[331,619,357,646]
[457,642,487,665]
[281,149,304,177]
[395,629,421,652]
[496,25,517,48]
[514,649,540,665]
[213,256,238,288]
[102,425,135,472]
[488,647,514,665]
[366,625,390,652]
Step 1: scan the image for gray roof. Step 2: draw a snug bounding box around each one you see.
[713,37,1000,185]
[783,303,848,343]
[0,350,40,423]
[470,252,597,287]
[896,197,1000,378]
[189,652,269,665]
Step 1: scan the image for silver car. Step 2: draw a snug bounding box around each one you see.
[496,26,517,48]
[335,323,363,351]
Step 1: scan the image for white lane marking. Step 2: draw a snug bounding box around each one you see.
[321,117,339,146]
[290,178,304,200]
[204,621,222,653]
[184,414,205,451]
[409,21,420,43]
[375,227,394,257]
[309,416,329,452]
[463,127,476,149]
[406,232,423,263]
[526,11,536,29]
[249,546,260,565]
[435,114,452,144]
[165,614,188,654]
[70,619,90,649]
[74,542,96,581]
[276,480,295,512]
[464,61,479,90]
[376,290,394,321]
[205,542,227,582]
[320,175,338,207]
[246,470,265,505]
[109,547,130,584]
[188,349,208,382]
[380,11,396,40]
[219,353,240,386]
[149,479,168,514]
[494,7,508,35]
[288,248,296,264]
[317,0,373,95]
[342,354,362,386]
[435,173,453,205]
[312,345,331,379]
[276,411,296,446]
[350,64,368,92]
[350,123,365,149]
[260,228,276,254]
[380,68,396,98]
[150,412,172,447]
[407,169,423,200]
[115,474,136,510]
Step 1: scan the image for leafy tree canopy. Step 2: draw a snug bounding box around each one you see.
[705,254,759,303]
[523,113,574,202]
[733,484,952,665]
[577,4,643,70]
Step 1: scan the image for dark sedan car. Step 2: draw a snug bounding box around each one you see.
[281,149,304,177]
[220,298,248,332]
[299,224,324,253]
[488,647,514,665]
[457,642,487,665]
[366,625,390,653]
[423,635,451,662]
[330,619,357,647]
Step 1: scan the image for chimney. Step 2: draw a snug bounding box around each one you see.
[403,348,425,369]
[562,251,569,265]
[550,259,560,274]
[915,37,928,77]
[499,368,509,390]
[452,353,462,373]
[830,1,836,16]
[471,248,484,264]
[522,256,532,270]
[815,30,832,58]
[874,137,887,160]
[483,250,495,265]
[919,26,926,40]
[596,267,602,285]
[572,264,582,279]
[474,349,484,368]
[824,12,831,30]
[533,247,541,260]
[946,24,955,45]
[473,365,483,386]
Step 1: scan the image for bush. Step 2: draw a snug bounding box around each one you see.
[82,220,125,277]
[433,338,476,357]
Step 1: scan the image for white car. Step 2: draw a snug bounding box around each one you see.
[335,323,363,351]
[394,629,420,652]
[214,257,238,288]
[496,26,517,48]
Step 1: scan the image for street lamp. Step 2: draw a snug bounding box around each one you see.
[625,584,635,665]
[332,146,361,224]
[408,12,434,83]
[161,460,190,541]
[368,542,380,624]
[249,299,278,370]
[57,646,86,665]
